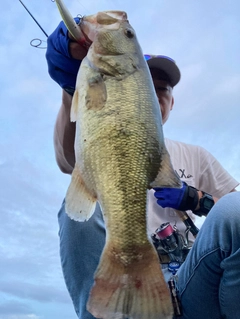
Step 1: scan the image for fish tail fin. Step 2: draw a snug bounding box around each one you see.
[151,150,181,188]
[65,167,96,221]
[87,243,173,319]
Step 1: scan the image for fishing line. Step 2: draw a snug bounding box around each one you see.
[75,0,90,15]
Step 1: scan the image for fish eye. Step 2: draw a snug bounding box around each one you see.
[124,28,134,38]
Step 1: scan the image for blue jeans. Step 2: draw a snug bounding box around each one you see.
[176,192,240,319]
[58,202,105,319]
[58,192,240,319]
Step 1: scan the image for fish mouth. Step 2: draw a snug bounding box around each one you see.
[54,1,128,43]
[96,11,128,24]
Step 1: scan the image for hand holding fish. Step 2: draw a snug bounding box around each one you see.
[46,17,90,96]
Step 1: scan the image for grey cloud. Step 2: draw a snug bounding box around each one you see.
[0,280,70,304]
[0,300,31,315]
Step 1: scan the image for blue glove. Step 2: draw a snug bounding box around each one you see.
[153,181,199,211]
[46,18,82,95]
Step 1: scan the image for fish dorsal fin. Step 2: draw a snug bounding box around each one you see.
[65,167,96,221]
[150,150,182,188]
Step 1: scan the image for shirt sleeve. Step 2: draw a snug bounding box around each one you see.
[197,146,239,197]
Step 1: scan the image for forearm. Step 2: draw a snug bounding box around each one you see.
[54,90,76,174]
[195,188,236,211]
[46,19,91,175]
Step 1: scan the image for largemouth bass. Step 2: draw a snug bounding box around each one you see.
[58,7,181,319]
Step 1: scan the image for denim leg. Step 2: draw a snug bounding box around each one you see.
[58,200,105,319]
[176,192,240,319]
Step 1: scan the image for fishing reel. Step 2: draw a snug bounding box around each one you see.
[151,222,191,264]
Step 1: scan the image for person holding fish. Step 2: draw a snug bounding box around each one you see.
[46,3,240,319]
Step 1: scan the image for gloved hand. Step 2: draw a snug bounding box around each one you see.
[153,181,199,211]
[46,18,82,95]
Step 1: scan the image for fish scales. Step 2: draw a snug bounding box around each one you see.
[77,66,161,245]
[62,10,181,319]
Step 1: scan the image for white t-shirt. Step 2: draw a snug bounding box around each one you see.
[147,138,239,244]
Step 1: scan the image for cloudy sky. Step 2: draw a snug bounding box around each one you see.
[1,0,240,318]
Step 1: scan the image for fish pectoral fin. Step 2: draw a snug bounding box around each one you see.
[65,167,96,221]
[87,243,173,319]
[150,150,182,188]
[85,74,107,110]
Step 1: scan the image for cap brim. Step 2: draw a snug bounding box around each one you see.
[146,56,181,87]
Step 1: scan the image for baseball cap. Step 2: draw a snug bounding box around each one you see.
[144,54,181,87]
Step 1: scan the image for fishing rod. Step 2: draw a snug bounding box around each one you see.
[18,0,53,48]
[19,0,86,48]
[19,0,49,38]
